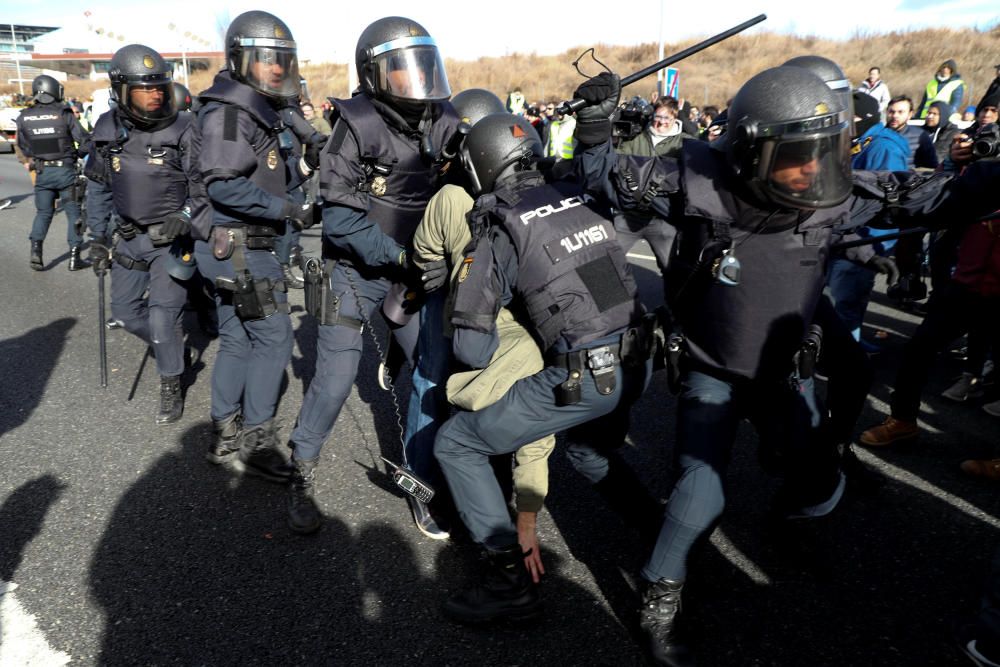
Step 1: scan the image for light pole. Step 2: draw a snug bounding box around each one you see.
[9,24,24,96]
[656,0,665,98]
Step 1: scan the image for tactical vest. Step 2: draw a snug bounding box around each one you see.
[19,103,75,160]
[199,72,287,199]
[331,94,459,244]
[669,141,848,380]
[487,180,642,353]
[91,112,191,226]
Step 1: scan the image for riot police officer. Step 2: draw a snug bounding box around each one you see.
[16,75,91,271]
[570,66,917,666]
[285,16,458,535]
[195,11,312,484]
[434,113,654,624]
[85,44,211,424]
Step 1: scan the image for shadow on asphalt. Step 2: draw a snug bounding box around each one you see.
[0,317,75,439]
[87,423,635,665]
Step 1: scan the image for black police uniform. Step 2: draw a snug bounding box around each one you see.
[434,173,651,550]
[288,93,459,463]
[194,70,306,443]
[16,101,90,267]
[86,109,209,386]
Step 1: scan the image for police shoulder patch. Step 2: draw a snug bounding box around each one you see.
[457,256,474,283]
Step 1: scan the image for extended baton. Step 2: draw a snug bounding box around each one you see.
[558,14,768,115]
[98,269,108,388]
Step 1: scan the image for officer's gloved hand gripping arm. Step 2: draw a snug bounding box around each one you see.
[319,125,409,270]
[199,104,306,227]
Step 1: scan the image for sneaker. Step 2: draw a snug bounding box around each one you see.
[983,399,1000,418]
[0,199,11,211]
[961,458,1000,481]
[955,623,1000,667]
[407,496,449,540]
[859,416,919,447]
[941,372,985,402]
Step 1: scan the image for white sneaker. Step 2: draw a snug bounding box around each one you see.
[0,199,11,211]
[407,496,449,540]
[984,399,1000,418]
[941,372,984,402]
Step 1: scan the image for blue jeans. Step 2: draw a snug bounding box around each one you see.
[404,290,451,483]
[641,370,822,583]
[827,257,876,340]
[30,165,82,248]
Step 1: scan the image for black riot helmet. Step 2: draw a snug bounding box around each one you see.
[719,66,852,210]
[225,11,300,100]
[355,17,451,106]
[108,44,177,128]
[460,113,542,195]
[451,88,505,127]
[782,55,854,135]
[172,82,192,111]
[31,75,64,104]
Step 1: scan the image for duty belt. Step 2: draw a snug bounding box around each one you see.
[548,342,622,372]
[40,159,73,168]
[219,224,278,251]
[113,251,150,272]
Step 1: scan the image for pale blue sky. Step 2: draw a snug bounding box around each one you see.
[6,0,1000,63]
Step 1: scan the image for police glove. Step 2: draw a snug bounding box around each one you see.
[418,258,448,293]
[89,238,111,276]
[161,210,191,241]
[303,141,322,171]
[866,255,900,285]
[572,72,621,145]
[281,200,315,230]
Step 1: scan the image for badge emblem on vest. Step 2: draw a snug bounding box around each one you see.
[267,149,278,170]
[457,256,473,283]
[112,156,121,172]
[370,175,387,197]
[143,55,155,69]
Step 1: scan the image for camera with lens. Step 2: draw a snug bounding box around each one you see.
[526,104,540,117]
[972,123,1000,160]
[612,96,653,142]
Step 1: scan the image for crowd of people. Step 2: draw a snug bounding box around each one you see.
[9,13,1000,665]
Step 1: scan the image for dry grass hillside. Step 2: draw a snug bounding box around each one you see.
[22,25,1000,111]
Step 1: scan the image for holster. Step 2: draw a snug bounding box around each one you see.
[216,269,286,321]
[302,258,363,330]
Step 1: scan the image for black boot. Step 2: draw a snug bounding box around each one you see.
[206,413,243,464]
[639,579,692,667]
[155,375,184,425]
[68,246,89,271]
[238,420,292,483]
[30,241,43,271]
[443,543,541,624]
[281,263,304,289]
[288,454,322,534]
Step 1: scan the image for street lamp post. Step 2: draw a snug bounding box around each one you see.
[9,24,24,96]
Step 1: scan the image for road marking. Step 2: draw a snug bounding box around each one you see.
[627,252,656,262]
[710,530,772,585]
[855,449,1000,529]
[0,580,71,667]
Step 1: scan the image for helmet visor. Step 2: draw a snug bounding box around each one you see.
[760,129,852,209]
[123,82,176,124]
[238,45,300,98]
[373,43,451,102]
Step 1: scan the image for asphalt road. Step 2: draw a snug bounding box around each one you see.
[0,150,998,666]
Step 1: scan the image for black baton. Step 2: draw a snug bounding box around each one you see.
[98,269,108,388]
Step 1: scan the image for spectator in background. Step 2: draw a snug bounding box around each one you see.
[963,106,978,123]
[688,105,699,124]
[698,105,719,132]
[917,59,966,119]
[617,97,694,159]
[923,100,961,164]
[980,63,1000,111]
[886,95,938,169]
[505,87,525,115]
[857,66,891,122]
[545,105,576,161]
[826,92,907,349]
[300,102,331,135]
